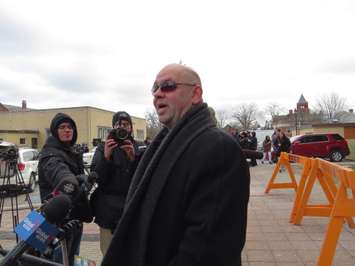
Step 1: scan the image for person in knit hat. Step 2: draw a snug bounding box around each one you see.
[90,111,143,256]
[38,113,92,266]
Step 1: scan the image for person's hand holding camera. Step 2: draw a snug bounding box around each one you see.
[119,140,135,161]
[104,137,118,161]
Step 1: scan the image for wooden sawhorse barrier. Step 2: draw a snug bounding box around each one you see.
[290,158,355,228]
[265,153,355,265]
[317,162,355,265]
[264,152,312,194]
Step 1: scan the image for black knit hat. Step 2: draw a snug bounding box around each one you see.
[50,113,77,146]
[112,111,132,128]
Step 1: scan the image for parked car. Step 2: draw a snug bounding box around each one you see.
[290,133,350,162]
[18,148,39,192]
[83,146,97,166]
[0,142,39,192]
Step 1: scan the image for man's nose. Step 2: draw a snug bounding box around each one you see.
[153,87,164,97]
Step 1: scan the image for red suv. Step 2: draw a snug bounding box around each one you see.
[290,133,350,162]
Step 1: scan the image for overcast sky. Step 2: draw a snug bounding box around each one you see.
[1,0,355,122]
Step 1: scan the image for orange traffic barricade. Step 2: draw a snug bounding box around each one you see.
[291,159,355,228]
[317,164,355,266]
[288,156,316,224]
[265,152,312,194]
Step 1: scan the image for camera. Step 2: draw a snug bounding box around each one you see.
[108,128,130,145]
[0,146,19,162]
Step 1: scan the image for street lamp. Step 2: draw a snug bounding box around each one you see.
[294,109,299,135]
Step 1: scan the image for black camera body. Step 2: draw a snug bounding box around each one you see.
[108,128,130,145]
[0,146,19,162]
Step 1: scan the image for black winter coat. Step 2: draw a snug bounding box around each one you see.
[280,136,291,153]
[38,136,84,200]
[38,136,92,222]
[90,139,140,230]
[102,103,250,266]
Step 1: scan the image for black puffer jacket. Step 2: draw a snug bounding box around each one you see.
[38,136,84,200]
[38,113,92,222]
[90,138,141,230]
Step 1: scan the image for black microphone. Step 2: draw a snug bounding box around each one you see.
[0,195,72,266]
[42,194,72,224]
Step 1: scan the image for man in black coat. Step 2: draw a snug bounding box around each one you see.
[90,111,141,256]
[102,64,250,266]
[38,113,91,266]
[249,131,258,166]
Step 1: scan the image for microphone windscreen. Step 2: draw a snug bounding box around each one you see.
[42,194,72,224]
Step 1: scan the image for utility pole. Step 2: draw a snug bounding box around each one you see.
[294,109,299,135]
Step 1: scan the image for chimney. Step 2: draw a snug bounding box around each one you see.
[349,109,354,113]
[22,100,27,109]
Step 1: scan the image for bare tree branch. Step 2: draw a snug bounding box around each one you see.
[145,109,162,138]
[316,92,346,121]
[232,103,258,130]
[215,108,230,128]
[264,102,286,119]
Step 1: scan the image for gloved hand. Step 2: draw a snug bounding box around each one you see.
[76,174,93,195]
[76,172,98,195]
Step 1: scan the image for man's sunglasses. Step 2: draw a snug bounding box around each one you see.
[151,80,195,94]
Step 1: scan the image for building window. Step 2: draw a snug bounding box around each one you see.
[136,129,144,141]
[97,127,111,140]
[20,138,26,145]
[31,138,38,149]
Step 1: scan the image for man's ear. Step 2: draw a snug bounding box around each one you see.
[191,85,203,104]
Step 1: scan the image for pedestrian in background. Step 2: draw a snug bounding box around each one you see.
[262,135,272,164]
[249,131,258,166]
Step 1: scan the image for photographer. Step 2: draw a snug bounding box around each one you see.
[90,111,141,256]
[38,113,92,266]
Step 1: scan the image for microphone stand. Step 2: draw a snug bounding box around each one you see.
[61,239,69,266]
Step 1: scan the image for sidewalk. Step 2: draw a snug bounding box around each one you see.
[2,163,355,265]
[245,163,355,266]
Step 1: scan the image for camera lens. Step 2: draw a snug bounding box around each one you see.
[116,128,129,140]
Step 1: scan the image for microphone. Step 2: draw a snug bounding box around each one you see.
[0,195,72,266]
[42,194,72,224]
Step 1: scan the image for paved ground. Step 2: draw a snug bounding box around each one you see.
[1,161,355,265]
